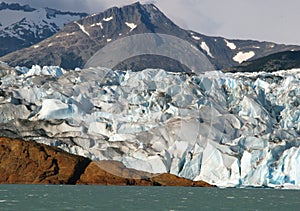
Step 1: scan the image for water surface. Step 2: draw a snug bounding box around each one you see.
[0,185,299,210]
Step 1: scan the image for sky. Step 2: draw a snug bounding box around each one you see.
[4,0,300,45]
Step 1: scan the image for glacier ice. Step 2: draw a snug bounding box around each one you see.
[3,65,300,188]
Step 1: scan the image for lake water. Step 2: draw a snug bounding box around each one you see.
[0,185,299,210]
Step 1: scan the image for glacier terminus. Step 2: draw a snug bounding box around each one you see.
[1,63,300,188]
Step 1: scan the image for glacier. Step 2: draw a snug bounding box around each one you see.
[2,64,300,188]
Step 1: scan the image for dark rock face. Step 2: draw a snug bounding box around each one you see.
[114,54,193,73]
[1,2,299,71]
[0,137,214,187]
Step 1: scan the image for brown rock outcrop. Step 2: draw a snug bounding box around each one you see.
[0,137,214,187]
[78,161,214,187]
[0,137,90,184]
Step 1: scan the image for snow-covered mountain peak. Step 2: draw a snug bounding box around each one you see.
[0,5,87,32]
[0,2,87,57]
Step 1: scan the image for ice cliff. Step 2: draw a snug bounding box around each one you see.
[1,63,300,188]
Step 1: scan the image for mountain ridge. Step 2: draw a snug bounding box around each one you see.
[1,2,299,70]
[0,2,35,12]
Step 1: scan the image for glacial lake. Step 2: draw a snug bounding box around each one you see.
[0,185,299,210]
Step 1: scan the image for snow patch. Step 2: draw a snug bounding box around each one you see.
[224,39,236,50]
[91,22,103,29]
[55,32,76,38]
[125,22,137,31]
[233,51,255,63]
[75,22,90,37]
[192,35,201,40]
[200,41,214,58]
[103,16,113,22]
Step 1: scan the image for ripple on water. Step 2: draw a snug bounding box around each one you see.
[226,196,235,199]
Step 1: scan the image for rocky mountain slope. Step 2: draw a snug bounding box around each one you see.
[1,2,299,70]
[225,50,300,73]
[0,2,87,57]
[0,137,212,186]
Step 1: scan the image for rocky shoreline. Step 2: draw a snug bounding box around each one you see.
[0,137,213,187]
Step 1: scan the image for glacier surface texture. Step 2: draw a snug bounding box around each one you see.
[1,64,300,188]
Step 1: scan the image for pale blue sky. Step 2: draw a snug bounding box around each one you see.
[4,0,300,45]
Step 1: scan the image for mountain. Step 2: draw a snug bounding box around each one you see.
[1,2,299,70]
[0,2,87,57]
[225,50,300,73]
[0,2,35,11]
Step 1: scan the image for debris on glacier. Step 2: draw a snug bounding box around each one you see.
[2,64,300,188]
